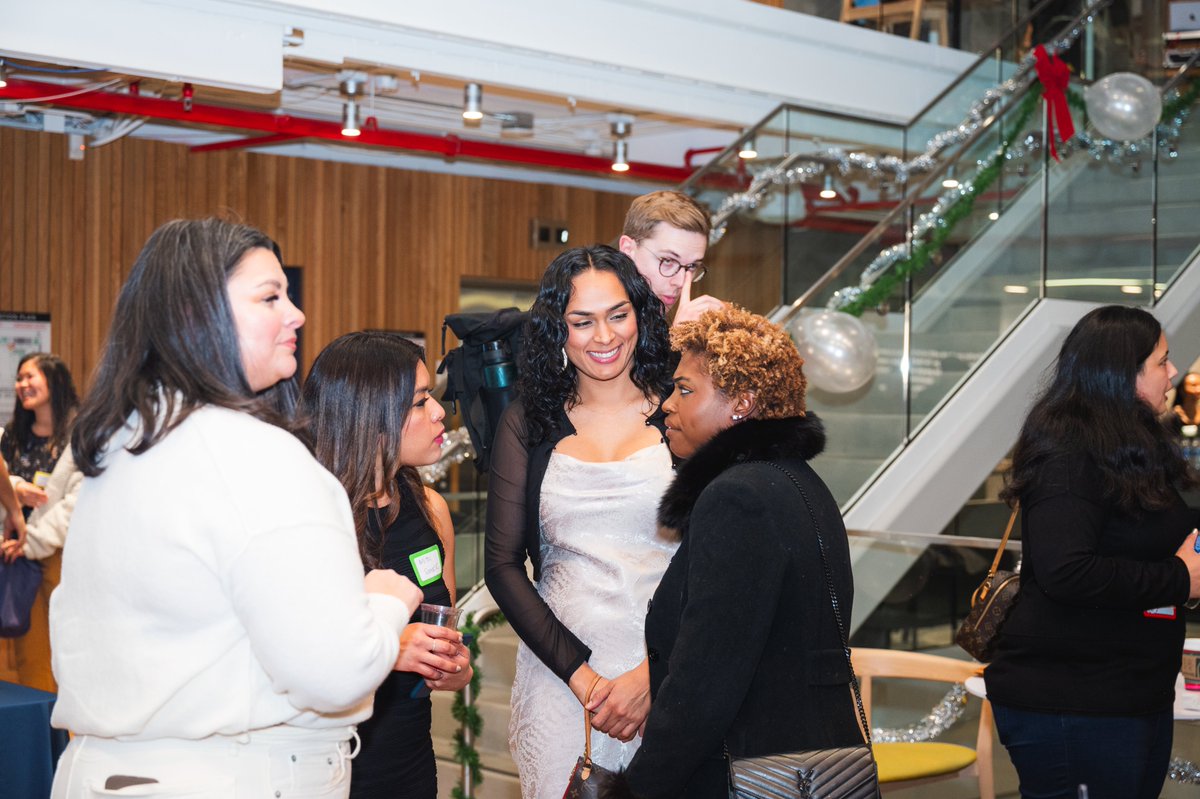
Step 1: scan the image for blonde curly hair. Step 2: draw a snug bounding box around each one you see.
[670,306,807,419]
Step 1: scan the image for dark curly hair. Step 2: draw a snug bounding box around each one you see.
[518,245,673,445]
[1001,305,1191,514]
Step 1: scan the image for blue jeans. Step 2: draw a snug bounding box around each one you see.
[992,703,1173,799]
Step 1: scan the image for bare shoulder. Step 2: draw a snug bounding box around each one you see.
[424,485,450,516]
[424,486,454,534]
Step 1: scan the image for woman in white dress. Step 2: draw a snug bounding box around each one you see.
[485,245,676,799]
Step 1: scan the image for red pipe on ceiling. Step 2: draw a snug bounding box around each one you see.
[0,79,695,183]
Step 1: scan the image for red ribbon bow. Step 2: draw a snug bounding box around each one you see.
[1033,45,1075,161]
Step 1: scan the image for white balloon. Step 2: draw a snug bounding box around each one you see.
[788,310,878,394]
[1084,72,1162,142]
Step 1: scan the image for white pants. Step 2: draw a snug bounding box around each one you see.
[50,726,357,799]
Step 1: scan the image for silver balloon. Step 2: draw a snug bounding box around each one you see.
[788,310,878,394]
[1085,72,1162,142]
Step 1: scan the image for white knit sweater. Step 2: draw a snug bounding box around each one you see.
[50,405,412,739]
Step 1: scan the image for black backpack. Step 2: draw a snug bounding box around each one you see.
[437,307,528,473]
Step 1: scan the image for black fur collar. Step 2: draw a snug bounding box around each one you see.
[658,415,825,534]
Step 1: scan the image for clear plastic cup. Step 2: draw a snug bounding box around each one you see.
[419,603,462,628]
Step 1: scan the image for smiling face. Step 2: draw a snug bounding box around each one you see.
[563,268,639,385]
[661,349,739,459]
[15,359,50,413]
[226,247,306,393]
[398,361,446,467]
[619,222,707,309]
[1135,333,1178,415]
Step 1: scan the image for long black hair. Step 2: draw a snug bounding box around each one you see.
[1002,305,1189,514]
[300,331,432,569]
[6,352,79,458]
[71,218,302,477]
[518,245,673,445]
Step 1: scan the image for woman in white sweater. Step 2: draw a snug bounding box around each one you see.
[49,218,424,799]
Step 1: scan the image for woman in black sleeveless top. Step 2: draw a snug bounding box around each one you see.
[302,332,472,799]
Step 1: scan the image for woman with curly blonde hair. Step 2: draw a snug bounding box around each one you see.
[604,306,867,799]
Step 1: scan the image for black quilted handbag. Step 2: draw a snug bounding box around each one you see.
[728,464,880,799]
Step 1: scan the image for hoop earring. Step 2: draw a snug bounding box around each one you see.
[561,348,569,371]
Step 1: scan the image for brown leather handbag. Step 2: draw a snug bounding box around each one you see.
[562,675,618,799]
[955,504,1021,662]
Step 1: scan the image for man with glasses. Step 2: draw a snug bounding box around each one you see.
[618,190,726,324]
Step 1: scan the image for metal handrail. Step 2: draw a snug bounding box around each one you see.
[772,0,1114,329]
[908,0,1108,124]
[848,528,1021,551]
[771,80,1030,327]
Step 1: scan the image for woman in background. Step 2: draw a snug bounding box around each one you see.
[1,352,79,692]
[302,331,471,799]
[1171,371,1200,433]
[606,307,865,799]
[486,245,676,799]
[987,305,1200,799]
[50,218,422,799]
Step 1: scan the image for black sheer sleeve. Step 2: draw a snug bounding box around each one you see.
[484,402,592,683]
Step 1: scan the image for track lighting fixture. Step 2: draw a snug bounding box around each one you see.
[942,166,959,189]
[341,100,360,137]
[463,83,483,122]
[609,116,632,172]
[819,174,837,200]
[611,139,630,172]
[340,78,361,137]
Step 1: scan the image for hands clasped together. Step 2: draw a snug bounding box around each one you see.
[570,660,651,742]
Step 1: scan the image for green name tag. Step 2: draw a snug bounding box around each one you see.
[409,544,443,587]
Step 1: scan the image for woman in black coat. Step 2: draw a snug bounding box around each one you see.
[605,306,866,799]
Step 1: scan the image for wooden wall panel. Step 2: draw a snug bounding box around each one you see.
[0,128,634,392]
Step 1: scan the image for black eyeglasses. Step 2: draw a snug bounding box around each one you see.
[642,245,706,283]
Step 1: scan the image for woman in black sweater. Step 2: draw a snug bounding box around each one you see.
[986,305,1200,799]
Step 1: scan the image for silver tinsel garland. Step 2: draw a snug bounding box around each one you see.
[871,683,970,743]
[708,0,1105,245]
[823,83,1195,312]
[416,426,475,484]
[1169,757,1200,784]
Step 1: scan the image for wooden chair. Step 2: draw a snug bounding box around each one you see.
[851,648,994,799]
[841,0,950,45]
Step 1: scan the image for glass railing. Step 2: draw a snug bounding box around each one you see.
[802,0,1152,67]
[685,0,1200,508]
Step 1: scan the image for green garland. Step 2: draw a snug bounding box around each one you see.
[451,610,508,799]
[839,87,1044,316]
[838,77,1199,317]
[1162,79,1200,122]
